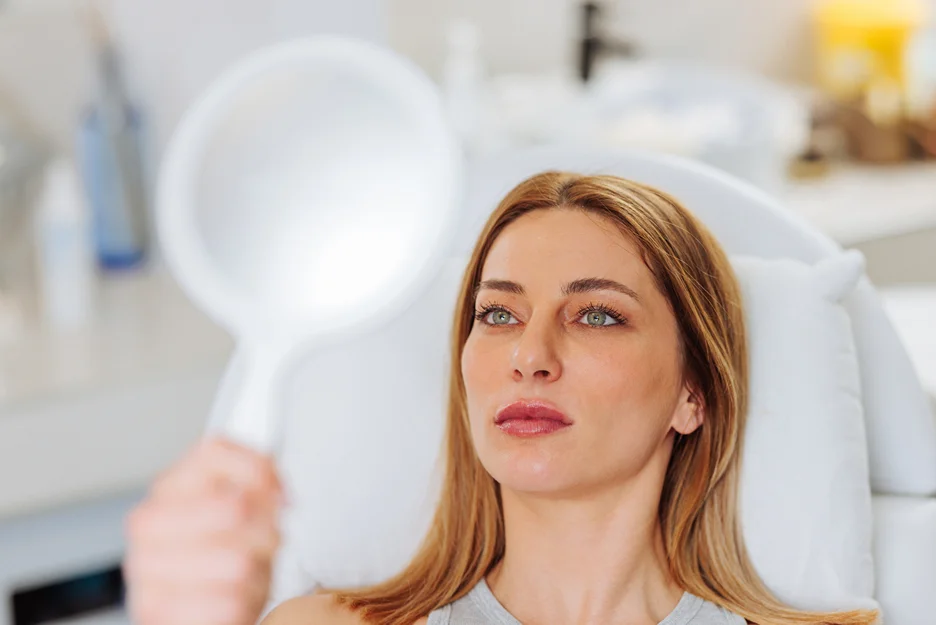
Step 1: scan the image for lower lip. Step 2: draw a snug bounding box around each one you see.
[496,418,570,437]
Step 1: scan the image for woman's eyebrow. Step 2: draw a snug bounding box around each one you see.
[474,277,640,303]
[564,277,641,302]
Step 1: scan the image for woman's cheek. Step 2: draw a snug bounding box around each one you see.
[461,338,500,410]
[461,338,483,385]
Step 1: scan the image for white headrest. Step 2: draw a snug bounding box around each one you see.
[458,147,936,495]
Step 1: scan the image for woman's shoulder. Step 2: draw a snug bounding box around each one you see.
[261,593,364,625]
[260,593,430,625]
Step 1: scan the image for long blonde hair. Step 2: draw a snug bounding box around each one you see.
[334,172,879,625]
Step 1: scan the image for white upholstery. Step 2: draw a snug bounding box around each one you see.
[733,254,875,610]
[872,495,936,625]
[258,147,936,615]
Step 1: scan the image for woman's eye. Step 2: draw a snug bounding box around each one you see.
[487,310,515,325]
[579,309,621,327]
[478,308,517,325]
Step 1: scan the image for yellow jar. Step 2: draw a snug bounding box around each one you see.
[814,0,928,101]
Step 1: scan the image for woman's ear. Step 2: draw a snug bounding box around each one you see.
[671,383,704,435]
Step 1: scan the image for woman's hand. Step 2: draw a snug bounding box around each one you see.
[124,437,284,625]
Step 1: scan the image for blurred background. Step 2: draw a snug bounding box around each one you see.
[0,1,933,623]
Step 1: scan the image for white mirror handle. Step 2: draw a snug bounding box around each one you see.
[206,340,289,454]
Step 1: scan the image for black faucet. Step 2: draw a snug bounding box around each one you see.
[579,1,636,82]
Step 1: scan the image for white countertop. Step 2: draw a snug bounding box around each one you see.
[0,269,232,412]
[783,161,936,246]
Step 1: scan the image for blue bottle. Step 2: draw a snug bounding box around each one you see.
[77,43,149,271]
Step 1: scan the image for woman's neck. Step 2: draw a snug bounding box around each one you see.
[487,469,684,625]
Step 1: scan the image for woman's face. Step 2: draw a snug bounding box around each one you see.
[461,208,702,495]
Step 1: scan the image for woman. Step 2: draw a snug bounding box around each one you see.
[125,172,880,625]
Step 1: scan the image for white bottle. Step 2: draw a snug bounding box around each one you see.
[34,158,97,330]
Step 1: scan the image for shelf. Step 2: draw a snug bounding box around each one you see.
[783,162,936,246]
[0,268,233,413]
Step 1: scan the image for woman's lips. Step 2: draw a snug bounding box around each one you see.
[494,401,572,438]
[496,418,570,437]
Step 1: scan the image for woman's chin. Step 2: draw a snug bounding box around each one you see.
[484,445,579,494]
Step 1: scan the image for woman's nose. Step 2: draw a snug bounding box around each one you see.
[510,315,562,382]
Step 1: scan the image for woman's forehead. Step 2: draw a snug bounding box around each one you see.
[481,209,647,285]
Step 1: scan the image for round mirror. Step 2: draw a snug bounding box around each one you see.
[158,37,462,451]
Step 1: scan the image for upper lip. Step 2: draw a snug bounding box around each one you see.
[494,400,572,425]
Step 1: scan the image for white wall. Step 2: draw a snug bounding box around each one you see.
[0,0,386,159]
[3,0,935,160]
[109,0,387,158]
[387,0,818,83]
[0,7,95,151]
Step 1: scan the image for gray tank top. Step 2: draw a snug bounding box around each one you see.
[427,578,747,625]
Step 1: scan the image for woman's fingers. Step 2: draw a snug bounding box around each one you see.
[123,437,283,625]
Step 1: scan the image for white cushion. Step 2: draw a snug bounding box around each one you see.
[734,252,877,611]
[872,494,936,625]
